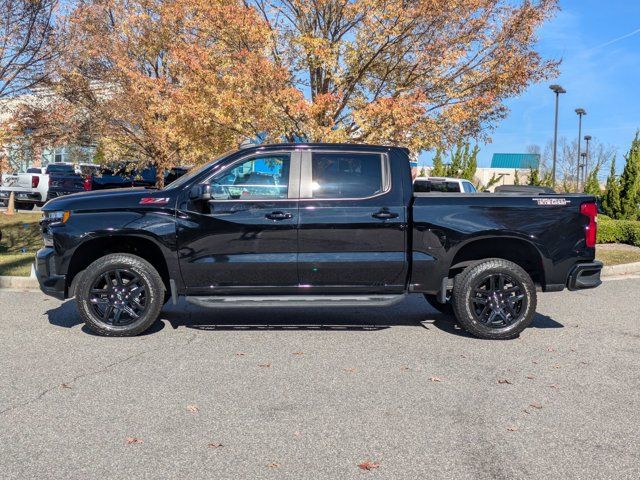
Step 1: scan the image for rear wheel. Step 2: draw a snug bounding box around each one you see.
[451,258,536,340]
[76,253,165,336]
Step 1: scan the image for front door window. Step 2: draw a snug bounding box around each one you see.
[209,155,290,200]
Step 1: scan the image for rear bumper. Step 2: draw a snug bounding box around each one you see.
[0,190,42,203]
[567,261,603,291]
[35,247,66,300]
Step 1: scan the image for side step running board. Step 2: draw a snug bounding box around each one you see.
[186,294,406,309]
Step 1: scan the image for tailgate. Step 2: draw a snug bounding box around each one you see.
[2,173,34,189]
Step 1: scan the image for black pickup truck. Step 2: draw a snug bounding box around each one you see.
[36,143,602,339]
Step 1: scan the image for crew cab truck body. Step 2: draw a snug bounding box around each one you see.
[36,144,602,339]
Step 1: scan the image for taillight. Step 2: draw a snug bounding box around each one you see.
[32,175,39,188]
[580,202,598,248]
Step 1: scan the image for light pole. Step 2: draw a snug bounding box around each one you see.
[575,108,587,192]
[584,135,592,184]
[579,152,587,191]
[549,85,566,188]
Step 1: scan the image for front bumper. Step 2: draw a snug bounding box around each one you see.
[35,247,66,300]
[567,261,603,291]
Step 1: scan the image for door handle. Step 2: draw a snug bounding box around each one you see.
[372,210,399,220]
[265,211,293,221]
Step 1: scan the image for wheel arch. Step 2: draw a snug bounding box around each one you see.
[448,236,546,287]
[67,234,170,295]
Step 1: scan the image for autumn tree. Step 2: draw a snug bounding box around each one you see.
[251,0,558,151]
[51,0,291,186]
[0,0,57,98]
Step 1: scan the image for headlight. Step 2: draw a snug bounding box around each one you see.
[42,211,71,225]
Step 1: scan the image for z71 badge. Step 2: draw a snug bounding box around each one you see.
[139,197,170,205]
[533,198,571,206]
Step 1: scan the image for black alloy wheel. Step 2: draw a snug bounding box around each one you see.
[76,253,165,336]
[469,273,526,328]
[89,269,149,326]
[451,258,536,340]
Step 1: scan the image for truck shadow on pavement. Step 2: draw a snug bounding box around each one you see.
[45,295,564,338]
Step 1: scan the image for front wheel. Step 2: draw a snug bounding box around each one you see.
[76,253,165,336]
[451,259,536,340]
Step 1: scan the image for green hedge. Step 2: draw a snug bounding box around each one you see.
[597,216,640,247]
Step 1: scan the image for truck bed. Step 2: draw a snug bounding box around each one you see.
[410,192,595,293]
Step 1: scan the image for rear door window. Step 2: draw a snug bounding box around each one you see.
[308,152,385,199]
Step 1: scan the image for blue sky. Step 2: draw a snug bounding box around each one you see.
[420,0,640,169]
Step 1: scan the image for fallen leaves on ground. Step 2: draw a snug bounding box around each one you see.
[60,383,72,389]
[548,384,559,389]
[529,403,543,409]
[497,379,512,384]
[267,462,279,468]
[525,375,535,380]
[292,351,304,355]
[208,443,223,449]
[547,347,556,352]
[258,363,272,368]
[400,365,410,371]
[552,364,561,369]
[186,404,199,414]
[507,426,518,432]
[125,437,143,444]
[293,431,301,438]
[343,368,357,373]
[235,352,245,356]
[358,460,381,471]
[429,376,442,382]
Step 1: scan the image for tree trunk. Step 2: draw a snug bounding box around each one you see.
[155,165,165,189]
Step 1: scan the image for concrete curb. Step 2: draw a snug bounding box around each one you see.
[601,261,640,278]
[1,261,640,292]
[0,275,39,290]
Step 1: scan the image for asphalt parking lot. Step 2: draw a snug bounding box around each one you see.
[0,277,638,479]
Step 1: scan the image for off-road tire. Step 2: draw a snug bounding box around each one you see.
[451,258,536,340]
[76,253,165,336]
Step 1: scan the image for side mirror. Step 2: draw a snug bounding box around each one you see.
[189,184,211,201]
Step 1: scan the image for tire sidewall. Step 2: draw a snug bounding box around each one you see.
[453,260,537,340]
[77,254,164,336]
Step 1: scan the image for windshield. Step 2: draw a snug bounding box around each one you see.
[163,150,234,190]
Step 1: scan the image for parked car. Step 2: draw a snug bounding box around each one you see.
[0,167,49,210]
[45,163,90,201]
[414,176,478,193]
[36,143,602,339]
[90,164,189,190]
